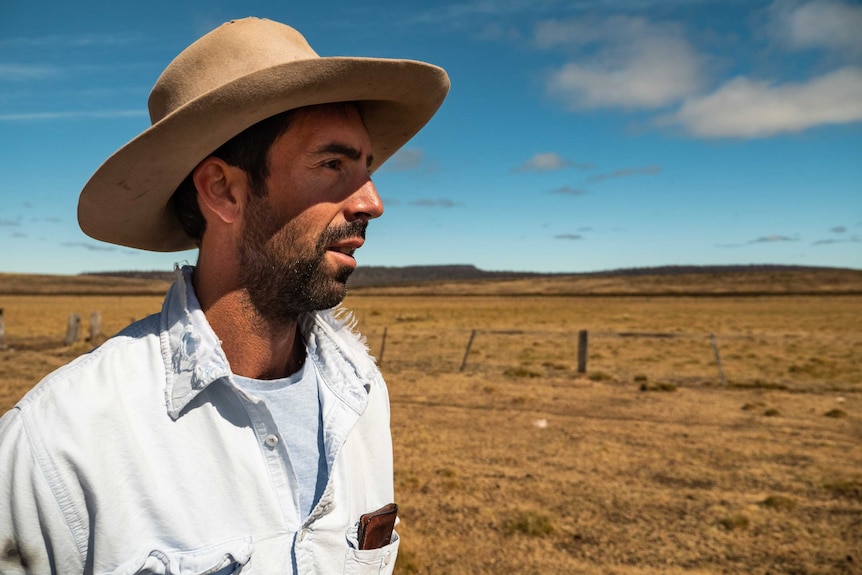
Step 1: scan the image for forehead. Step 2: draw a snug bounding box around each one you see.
[280,102,370,147]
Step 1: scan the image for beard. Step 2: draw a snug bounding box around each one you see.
[237,195,367,325]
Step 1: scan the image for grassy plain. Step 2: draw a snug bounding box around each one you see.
[1,269,861,574]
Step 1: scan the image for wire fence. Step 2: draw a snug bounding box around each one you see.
[364,326,861,392]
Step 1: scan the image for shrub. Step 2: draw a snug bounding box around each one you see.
[640,382,677,392]
[504,366,541,378]
[824,409,848,418]
[742,402,765,411]
[763,408,780,417]
[502,510,555,537]
[761,495,797,511]
[719,514,750,531]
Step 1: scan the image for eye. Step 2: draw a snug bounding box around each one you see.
[322,159,342,170]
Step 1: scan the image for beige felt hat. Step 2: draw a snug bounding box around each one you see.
[77,17,450,252]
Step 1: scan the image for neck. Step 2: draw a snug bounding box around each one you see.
[192,262,306,380]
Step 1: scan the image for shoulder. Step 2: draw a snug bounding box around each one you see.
[13,313,163,414]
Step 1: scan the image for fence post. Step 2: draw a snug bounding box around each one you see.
[460,329,477,372]
[64,313,81,346]
[378,327,388,364]
[89,311,102,344]
[0,308,6,350]
[710,333,727,386]
[577,330,589,374]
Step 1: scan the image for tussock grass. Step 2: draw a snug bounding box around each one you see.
[760,495,797,511]
[503,366,541,378]
[502,509,555,538]
[824,479,862,501]
[719,514,750,531]
[639,382,677,392]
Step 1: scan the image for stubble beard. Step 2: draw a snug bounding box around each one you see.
[238,195,367,325]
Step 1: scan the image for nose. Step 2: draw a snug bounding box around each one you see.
[347,177,384,222]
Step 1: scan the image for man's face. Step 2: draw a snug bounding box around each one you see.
[237,104,383,323]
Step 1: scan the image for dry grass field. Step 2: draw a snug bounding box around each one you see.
[1,269,861,574]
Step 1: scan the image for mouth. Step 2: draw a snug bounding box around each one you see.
[326,238,364,262]
[329,245,357,257]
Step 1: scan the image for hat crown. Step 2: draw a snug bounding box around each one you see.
[148,18,319,124]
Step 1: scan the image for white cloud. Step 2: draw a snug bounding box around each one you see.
[768,0,862,55]
[539,16,706,110]
[667,67,862,137]
[513,152,591,172]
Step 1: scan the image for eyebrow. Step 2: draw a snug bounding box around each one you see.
[312,143,374,168]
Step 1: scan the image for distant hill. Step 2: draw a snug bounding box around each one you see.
[82,263,857,287]
[2,264,859,296]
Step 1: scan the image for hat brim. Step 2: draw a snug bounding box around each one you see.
[78,57,449,252]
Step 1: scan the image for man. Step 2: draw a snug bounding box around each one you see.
[0,17,448,574]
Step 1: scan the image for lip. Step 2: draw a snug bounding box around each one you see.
[326,238,364,262]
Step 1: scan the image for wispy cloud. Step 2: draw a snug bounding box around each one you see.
[749,234,799,243]
[554,233,584,240]
[665,67,862,138]
[0,64,59,81]
[830,225,847,233]
[381,148,438,173]
[0,218,21,227]
[538,15,706,110]
[61,241,116,252]
[587,165,661,183]
[0,110,147,122]
[549,185,586,196]
[513,152,592,172]
[0,33,144,49]
[408,198,459,208]
[407,0,542,25]
[812,236,862,245]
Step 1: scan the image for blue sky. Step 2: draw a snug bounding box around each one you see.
[1,0,860,274]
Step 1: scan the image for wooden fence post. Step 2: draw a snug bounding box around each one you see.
[0,308,6,350]
[460,329,477,372]
[89,311,102,344]
[577,330,589,374]
[64,313,81,346]
[378,327,388,364]
[710,333,728,386]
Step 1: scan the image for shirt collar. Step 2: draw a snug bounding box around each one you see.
[161,266,232,420]
[160,266,379,420]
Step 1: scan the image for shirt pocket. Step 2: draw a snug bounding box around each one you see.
[343,530,399,575]
[110,537,253,575]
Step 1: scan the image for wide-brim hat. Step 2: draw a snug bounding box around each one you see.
[78,17,450,252]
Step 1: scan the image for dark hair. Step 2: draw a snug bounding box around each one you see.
[170,109,298,245]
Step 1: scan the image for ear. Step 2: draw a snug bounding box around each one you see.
[193,157,248,225]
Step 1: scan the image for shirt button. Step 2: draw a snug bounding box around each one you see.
[264,434,279,448]
[384,551,392,565]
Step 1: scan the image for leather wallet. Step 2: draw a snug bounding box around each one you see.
[357,502,398,550]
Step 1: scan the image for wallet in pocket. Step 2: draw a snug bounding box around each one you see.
[357,502,398,550]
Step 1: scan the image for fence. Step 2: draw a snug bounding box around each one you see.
[6,311,858,391]
[363,325,858,391]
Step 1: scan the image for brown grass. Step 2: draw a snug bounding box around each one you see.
[1,270,861,574]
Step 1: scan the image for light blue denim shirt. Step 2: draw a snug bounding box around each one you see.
[0,267,398,575]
